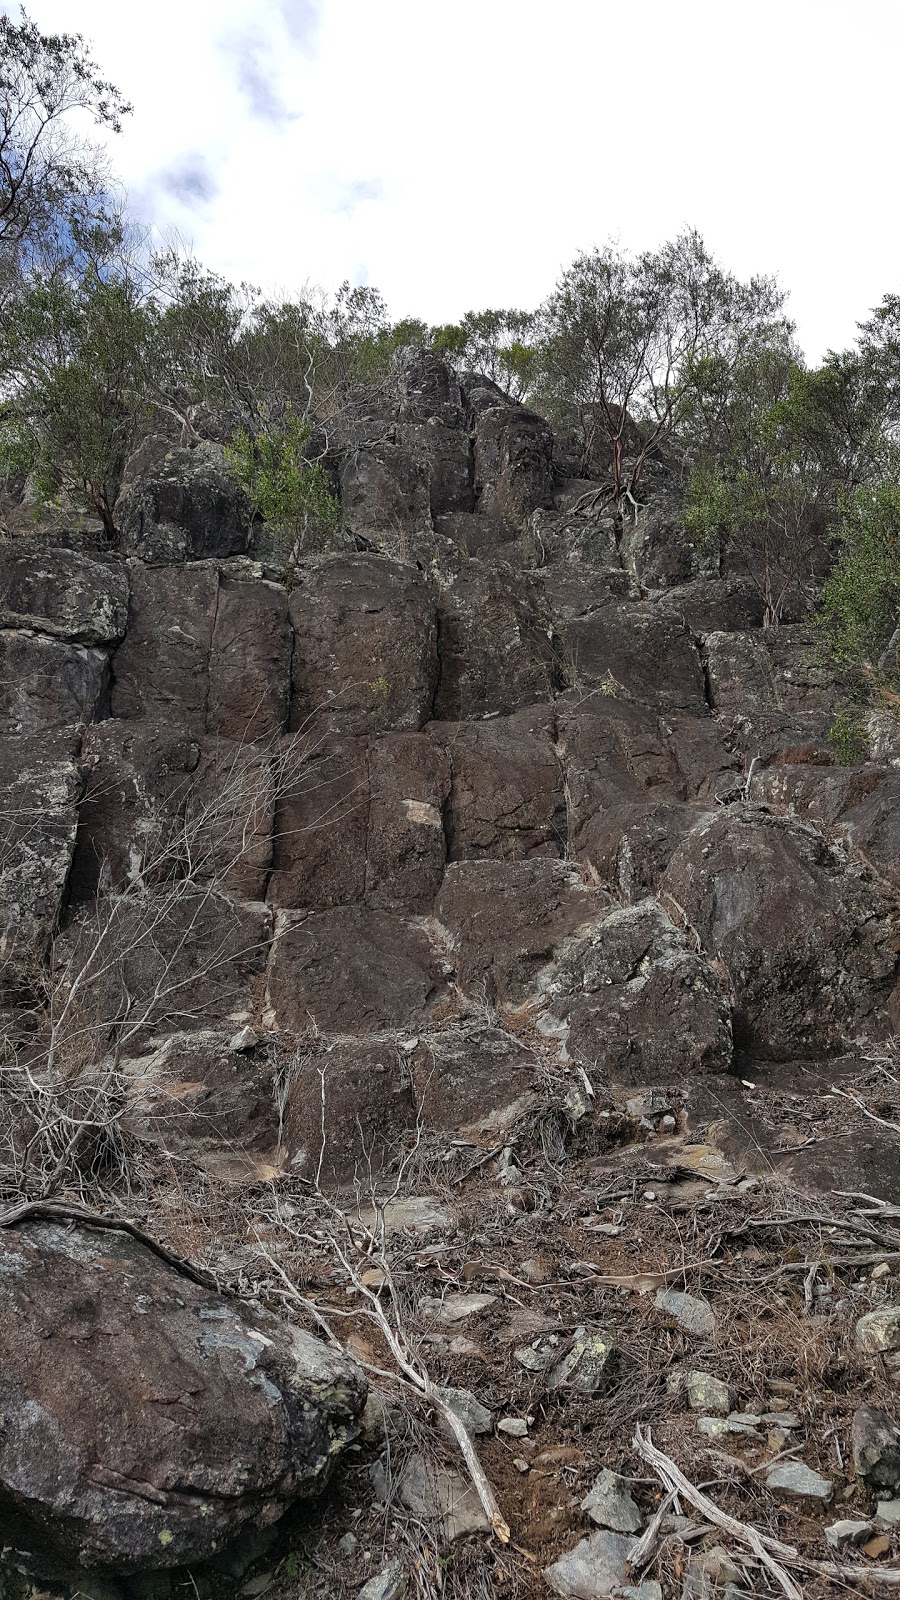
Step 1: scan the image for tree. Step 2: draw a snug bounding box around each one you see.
[430,307,538,399]
[537,230,784,507]
[0,10,130,270]
[815,481,900,693]
[224,408,339,578]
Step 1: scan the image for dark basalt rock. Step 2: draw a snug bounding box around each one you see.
[0,1217,365,1577]
[0,541,129,643]
[115,441,250,561]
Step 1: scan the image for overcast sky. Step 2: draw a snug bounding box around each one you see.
[16,0,900,361]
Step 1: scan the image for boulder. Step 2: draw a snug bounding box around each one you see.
[280,1034,418,1183]
[339,440,433,546]
[436,858,609,1006]
[0,629,108,734]
[658,577,765,636]
[559,600,707,713]
[555,698,684,878]
[852,1405,900,1493]
[288,554,439,735]
[433,561,559,719]
[266,908,451,1036]
[544,1530,633,1598]
[0,1216,365,1577]
[621,494,709,590]
[0,731,82,995]
[705,626,838,714]
[207,571,292,743]
[428,706,566,862]
[395,348,464,426]
[753,764,900,890]
[110,560,220,731]
[115,441,250,561]
[541,898,733,1082]
[409,1023,537,1133]
[267,735,369,910]
[473,404,554,520]
[660,809,900,1059]
[395,420,472,517]
[365,732,450,910]
[0,542,129,643]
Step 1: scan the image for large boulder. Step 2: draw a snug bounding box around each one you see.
[660,810,900,1058]
[434,562,559,719]
[557,600,707,712]
[0,1216,365,1577]
[541,897,734,1083]
[111,560,220,731]
[704,627,838,714]
[115,441,250,561]
[0,542,129,644]
[0,629,108,734]
[473,404,554,520]
[0,731,82,996]
[751,764,900,891]
[555,697,684,877]
[207,571,292,743]
[288,554,439,735]
[427,706,566,862]
[339,441,433,546]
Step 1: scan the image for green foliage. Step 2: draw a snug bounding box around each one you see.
[828,705,868,766]
[815,481,900,689]
[224,410,339,569]
[430,307,537,398]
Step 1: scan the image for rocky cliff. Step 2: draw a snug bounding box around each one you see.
[2,351,900,1597]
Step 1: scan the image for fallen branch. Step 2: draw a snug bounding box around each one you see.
[0,1199,218,1289]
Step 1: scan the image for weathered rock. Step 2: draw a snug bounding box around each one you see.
[279,1034,417,1183]
[877,1499,900,1525]
[288,555,438,735]
[409,1024,537,1134]
[555,698,684,878]
[340,441,433,545]
[856,1308,900,1356]
[439,1386,493,1437]
[395,420,472,517]
[358,1558,408,1600]
[826,1520,874,1549]
[580,1469,642,1533]
[765,1461,833,1501]
[544,1530,633,1599]
[395,1453,491,1540]
[753,764,900,891]
[473,404,554,520]
[851,1405,900,1493]
[111,560,220,731]
[0,629,108,734]
[428,706,566,863]
[558,601,707,713]
[660,810,900,1059]
[115,441,249,561]
[266,909,451,1036]
[207,572,292,743]
[546,1327,616,1393]
[0,542,129,643]
[365,733,451,910]
[436,858,608,1006]
[396,348,464,426]
[705,627,838,714]
[685,1372,731,1414]
[614,801,712,901]
[655,1289,716,1338]
[541,899,733,1083]
[433,562,558,719]
[0,730,82,994]
[267,736,369,909]
[0,1217,365,1577]
[658,577,765,636]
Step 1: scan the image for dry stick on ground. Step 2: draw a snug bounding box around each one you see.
[829,1086,900,1137]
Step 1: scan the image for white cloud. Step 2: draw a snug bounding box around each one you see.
[19,0,900,359]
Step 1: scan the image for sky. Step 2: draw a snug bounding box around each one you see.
[14,0,900,362]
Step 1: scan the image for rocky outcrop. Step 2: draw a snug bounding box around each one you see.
[0,1215,365,1577]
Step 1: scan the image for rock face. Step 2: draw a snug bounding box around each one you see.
[0,1216,366,1578]
[1,344,898,1196]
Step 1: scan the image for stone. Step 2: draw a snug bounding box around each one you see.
[421,1292,496,1324]
[409,1025,537,1136]
[0,629,108,734]
[856,1308,900,1356]
[765,1462,833,1501]
[364,732,451,910]
[340,441,433,547]
[658,577,765,636]
[690,1546,743,1585]
[660,809,900,1060]
[0,542,129,643]
[439,1386,493,1437]
[0,730,81,996]
[288,554,438,736]
[580,1469,642,1534]
[543,899,733,1084]
[267,908,450,1037]
[851,1405,900,1493]
[433,562,558,719]
[116,441,249,561]
[266,735,369,909]
[544,1530,633,1599]
[697,1417,759,1439]
[547,1328,616,1393]
[498,1417,529,1438]
[555,697,684,877]
[825,1520,874,1549]
[397,1453,491,1541]
[358,1559,407,1600]
[428,706,566,863]
[272,1035,418,1184]
[358,1196,455,1235]
[685,1372,731,1414]
[111,560,219,731]
[655,1290,716,1338]
[876,1499,900,1525]
[473,404,554,521]
[557,600,707,713]
[207,572,292,743]
[396,420,472,518]
[0,1216,365,1578]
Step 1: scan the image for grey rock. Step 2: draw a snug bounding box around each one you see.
[765,1461,833,1501]
[497,1416,530,1438]
[825,1520,874,1549]
[397,1453,491,1541]
[357,1557,408,1600]
[691,1546,743,1584]
[544,1530,634,1598]
[685,1372,731,1414]
[547,1327,616,1393]
[876,1499,900,1525]
[697,1417,760,1439]
[0,543,129,643]
[851,1405,900,1493]
[439,1386,493,1436]
[580,1468,642,1534]
[856,1308,900,1356]
[655,1289,716,1338]
[421,1292,496,1324]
